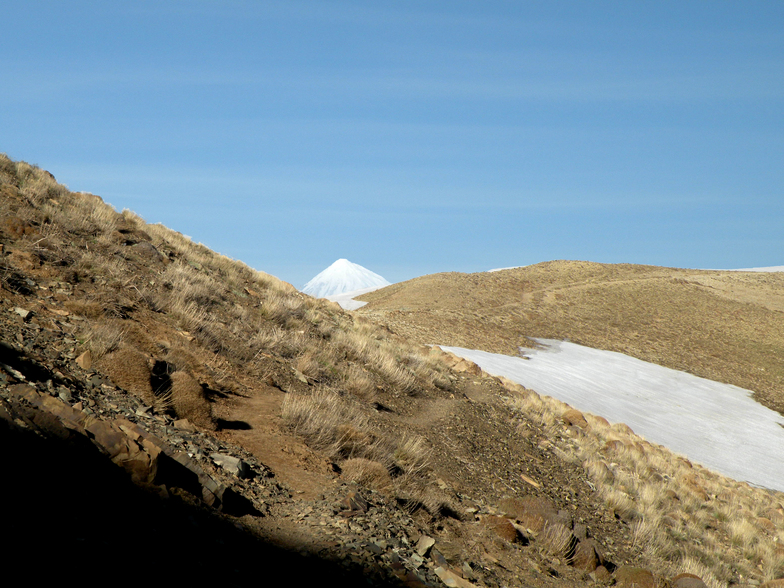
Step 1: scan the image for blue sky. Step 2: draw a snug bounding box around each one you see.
[2,1,783,287]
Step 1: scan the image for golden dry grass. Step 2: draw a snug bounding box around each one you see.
[393,435,431,478]
[531,520,575,559]
[506,386,784,585]
[340,457,393,492]
[343,363,377,400]
[280,383,445,513]
[281,388,380,460]
[78,320,125,360]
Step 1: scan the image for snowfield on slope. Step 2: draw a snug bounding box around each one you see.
[441,340,784,492]
[324,285,387,310]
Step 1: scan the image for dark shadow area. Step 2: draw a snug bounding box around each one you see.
[216,418,253,430]
[372,401,395,413]
[0,402,409,586]
[437,504,465,522]
[204,385,233,400]
[150,359,173,397]
[0,265,35,295]
[0,341,56,383]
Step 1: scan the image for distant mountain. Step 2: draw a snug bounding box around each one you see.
[301,259,391,298]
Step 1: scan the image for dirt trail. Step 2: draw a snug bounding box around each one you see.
[216,387,338,500]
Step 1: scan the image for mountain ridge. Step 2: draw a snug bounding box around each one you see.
[357,260,784,416]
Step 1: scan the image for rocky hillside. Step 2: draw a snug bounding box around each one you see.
[2,154,783,587]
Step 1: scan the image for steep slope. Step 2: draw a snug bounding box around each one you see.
[357,261,784,416]
[302,258,391,298]
[439,340,784,491]
[2,155,783,587]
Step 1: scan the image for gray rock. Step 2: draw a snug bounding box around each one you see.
[131,241,164,263]
[210,453,249,478]
[573,522,588,540]
[13,307,32,321]
[415,534,435,556]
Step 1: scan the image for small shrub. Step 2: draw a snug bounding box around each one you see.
[393,435,431,478]
[340,458,393,492]
[344,364,376,401]
[602,486,638,521]
[96,347,154,404]
[281,388,380,461]
[169,371,214,430]
[538,521,575,557]
[727,518,758,548]
[80,321,125,360]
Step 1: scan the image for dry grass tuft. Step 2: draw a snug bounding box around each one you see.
[631,517,661,553]
[537,521,575,557]
[73,249,128,282]
[160,261,222,310]
[331,326,427,395]
[583,456,615,485]
[294,349,322,380]
[96,347,154,404]
[65,300,106,319]
[508,390,559,430]
[34,187,120,238]
[340,458,393,492]
[728,518,758,548]
[281,388,384,462]
[392,474,455,518]
[79,321,125,361]
[393,435,431,478]
[282,387,445,517]
[169,371,214,430]
[343,364,377,400]
[602,486,639,521]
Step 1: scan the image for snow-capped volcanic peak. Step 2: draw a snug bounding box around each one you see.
[301,259,391,298]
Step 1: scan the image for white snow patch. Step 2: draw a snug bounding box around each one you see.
[725,265,784,272]
[302,259,391,299]
[441,340,784,491]
[491,263,784,273]
[325,285,386,310]
[487,265,527,273]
